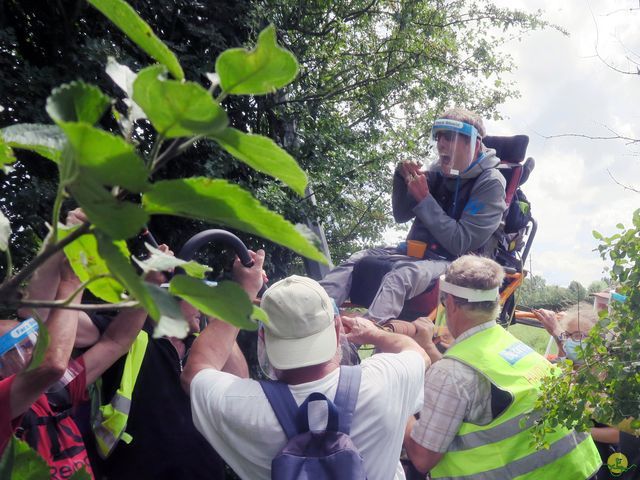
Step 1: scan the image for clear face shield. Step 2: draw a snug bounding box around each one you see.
[430,119,480,177]
[0,318,39,379]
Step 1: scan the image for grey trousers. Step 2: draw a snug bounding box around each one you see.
[319,247,449,323]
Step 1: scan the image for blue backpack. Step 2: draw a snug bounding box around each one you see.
[259,365,367,480]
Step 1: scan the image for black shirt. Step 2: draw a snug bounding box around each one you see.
[87,316,225,480]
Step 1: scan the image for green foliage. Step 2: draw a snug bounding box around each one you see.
[59,224,127,303]
[516,275,579,311]
[211,127,307,196]
[169,275,260,330]
[0,437,50,480]
[532,209,640,445]
[0,124,66,164]
[142,178,326,262]
[46,81,111,125]
[132,65,228,138]
[0,1,327,350]
[216,24,299,95]
[87,0,184,80]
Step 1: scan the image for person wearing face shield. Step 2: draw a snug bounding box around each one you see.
[319,107,507,325]
[403,255,601,479]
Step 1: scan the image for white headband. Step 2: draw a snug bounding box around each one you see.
[439,275,499,303]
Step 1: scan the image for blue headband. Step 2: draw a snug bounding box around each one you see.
[0,318,38,356]
[431,119,479,140]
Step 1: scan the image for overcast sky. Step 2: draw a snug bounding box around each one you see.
[481,0,640,287]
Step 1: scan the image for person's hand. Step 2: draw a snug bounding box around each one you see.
[413,316,435,350]
[532,309,563,339]
[399,160,423,181]
[407,173,429,202]
[65,208,88,226]
[232,249,265,300]
[342,316,380,344]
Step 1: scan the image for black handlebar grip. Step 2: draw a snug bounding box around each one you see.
[178,229,253,267]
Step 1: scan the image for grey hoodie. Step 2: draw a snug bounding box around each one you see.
[392,148,506,258]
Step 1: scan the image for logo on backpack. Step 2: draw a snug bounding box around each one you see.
[260,366,367,480]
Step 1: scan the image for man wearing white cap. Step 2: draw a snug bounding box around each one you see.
[404,255,601,479]
[182,254,430,480]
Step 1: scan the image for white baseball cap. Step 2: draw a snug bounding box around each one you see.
[260,275,337,370]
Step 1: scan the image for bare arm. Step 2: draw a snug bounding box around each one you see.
[342,316,430,368]
[591,426,620,444]
[10,269,82,418]
[222,342,249,378]
[81,306,147,386]
[403,416,444,474]
[182,250,265,393]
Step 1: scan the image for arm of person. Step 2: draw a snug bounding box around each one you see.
[221,342,249,378]
[403,417,444,474]
[10,268,82,418]
[80,306,148,386]
[181,249,265,393]
[413,317,443,364]
[16,251,62,321]
[342,316,431,368]
[532,309,566,357]
[591,426,620,444]
[392,166,419,223]
[413,172,506,256]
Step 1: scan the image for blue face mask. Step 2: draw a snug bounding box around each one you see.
[563,338,584,363]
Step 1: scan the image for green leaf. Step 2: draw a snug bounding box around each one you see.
[133,243,212,279]
[46,81,111,125]
[60,122,149,192]
[133,65,228,138]
[0,437,50,480]
[0,123,66,163]
[69,467,93,480]
[0,137,16,173]
[251,305,269,324]
[96,231,159,319]
[592,230,603,240]
[142,178,327,263]
[69,177,148,240]
[169,275,257,330]
[216,25,298,95]
[26,318,49,372]
[59,225,126,303]
[211,127,307,196]
[87,0,184,80]
[146,284,189,339]
[0,210,10,252]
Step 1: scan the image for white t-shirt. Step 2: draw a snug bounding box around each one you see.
[190,350,425,480]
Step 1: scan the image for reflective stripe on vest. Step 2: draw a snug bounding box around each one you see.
[93,330,149,459]
[431,325,601,480]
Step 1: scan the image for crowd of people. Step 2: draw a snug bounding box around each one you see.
[0,108,613,479]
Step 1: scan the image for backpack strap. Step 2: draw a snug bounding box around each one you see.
[259,380,299,439]
[333,366,362,434]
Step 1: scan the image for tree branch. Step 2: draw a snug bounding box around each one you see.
[0,222,91,301]
[9,300,139,311]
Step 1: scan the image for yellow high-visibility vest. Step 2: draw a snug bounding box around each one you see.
[431,325,601,480]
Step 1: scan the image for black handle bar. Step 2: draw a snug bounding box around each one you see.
[178,229,254,267]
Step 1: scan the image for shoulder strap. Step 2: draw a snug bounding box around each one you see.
[333,366,362,434]
[259,380,299,439]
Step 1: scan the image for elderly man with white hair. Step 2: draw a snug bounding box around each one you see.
[404,255,602,479]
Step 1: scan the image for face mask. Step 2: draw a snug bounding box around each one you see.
[563,338,584,363]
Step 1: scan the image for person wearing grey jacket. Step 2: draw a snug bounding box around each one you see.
[320,108,506,324]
